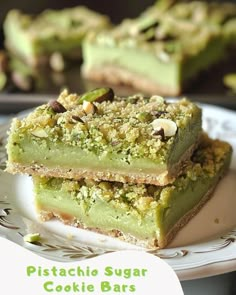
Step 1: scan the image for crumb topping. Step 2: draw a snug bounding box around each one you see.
[13,89,201,162]
[171,133,232,192]
[86,1,236,61]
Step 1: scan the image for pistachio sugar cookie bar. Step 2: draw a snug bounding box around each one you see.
[6,88,202,185]
[33,135,232,248]
[4,7,110,67]
[82,1,236,95]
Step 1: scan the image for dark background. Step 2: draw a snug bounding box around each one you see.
[1,0,236,48]
[0,1,154,24]
[1,0,236,23]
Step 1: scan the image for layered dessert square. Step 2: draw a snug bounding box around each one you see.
[33,135,232,248]
[3,7,110,67]
[82,1,236,95]
[6,88,202,185]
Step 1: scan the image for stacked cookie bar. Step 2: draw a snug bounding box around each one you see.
[6,88,232,248]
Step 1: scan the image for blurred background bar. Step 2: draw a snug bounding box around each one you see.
[0,0,155,44]
[0,0,236,113]
[1,0,236,42]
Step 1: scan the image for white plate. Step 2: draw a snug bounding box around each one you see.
[0,103,236,281]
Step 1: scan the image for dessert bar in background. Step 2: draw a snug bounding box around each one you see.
[3,6,111,67]
[82,1,236,95]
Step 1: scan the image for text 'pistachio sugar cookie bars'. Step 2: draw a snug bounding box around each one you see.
[6,88,202,186]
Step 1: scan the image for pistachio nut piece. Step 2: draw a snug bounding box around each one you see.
[151,118,177,137]
[152,127,165,141]
[31,128,48,138]
[137,112,153,123]
[23,233,41,243]
[83,100,97,115]
[78,87,114,104]
[49,100,67,113]
[71,115,84,123]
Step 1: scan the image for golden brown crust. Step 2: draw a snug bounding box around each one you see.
[82,64,181,96]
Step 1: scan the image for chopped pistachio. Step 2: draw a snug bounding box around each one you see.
[31,128,48,138]
[71,115,84,123]
[151,118,177,137]
[83,100,97,115]
[23,233,41,243]
[136,112,152,123]
[49,100,67,113]
[151,110,168,118]
[152,127,165,141]
[78,87,114,104]
[127,96,139,104]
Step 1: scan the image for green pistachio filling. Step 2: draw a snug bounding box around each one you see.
[6,89,201,178]
[33,135,232,245]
